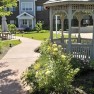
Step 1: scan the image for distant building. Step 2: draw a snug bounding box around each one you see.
[3,0,49,30]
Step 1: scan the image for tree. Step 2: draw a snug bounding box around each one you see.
[0,0,17,16]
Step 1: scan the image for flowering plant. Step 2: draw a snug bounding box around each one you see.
[22,40,79,94]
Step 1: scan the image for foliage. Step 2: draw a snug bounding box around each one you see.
[8,24,17,34]
[0,0,17,16]
[22,40,79,94]
[90,60,94,69]
[73,69,94,94]
[0,25,2,32]
[70,59,94,94]
[70,58,90,70]
[35,21,43,32]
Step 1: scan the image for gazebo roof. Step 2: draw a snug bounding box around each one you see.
[44,0,94,7]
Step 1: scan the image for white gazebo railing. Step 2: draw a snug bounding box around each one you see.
[71,44,92,60]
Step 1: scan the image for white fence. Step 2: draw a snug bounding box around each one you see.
[53,38,92,60]
[71,44,92,60]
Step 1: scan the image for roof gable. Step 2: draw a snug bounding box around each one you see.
[17,12,34,19]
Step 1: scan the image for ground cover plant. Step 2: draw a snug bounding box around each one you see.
[22,40,79,94]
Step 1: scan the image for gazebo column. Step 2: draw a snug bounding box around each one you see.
[75,12,85,43]
[50,7,53,42]
[67,5,72,53]
[55,15,58,38]
[60,15,65,44]
[78,19,81,43]
[92,14,94,59]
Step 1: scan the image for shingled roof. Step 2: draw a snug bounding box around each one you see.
[44,0,94,7]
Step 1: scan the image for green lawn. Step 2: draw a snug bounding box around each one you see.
[17,32,50,40]
[0,39,21,54]
[17,31,68,40]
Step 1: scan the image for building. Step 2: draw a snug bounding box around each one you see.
[4,0,49,30]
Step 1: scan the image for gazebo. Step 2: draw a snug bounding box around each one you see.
[44,0,94,60]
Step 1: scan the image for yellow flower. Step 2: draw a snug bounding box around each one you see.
[47,46,51,51]
[45,70,51,75]
[61,55,66,60]
[53,48,58,52]
[58,45,62,48]
[34,63,40,70]
[52,44,57,47]
[35,71,39,78]
[53,52,57,56]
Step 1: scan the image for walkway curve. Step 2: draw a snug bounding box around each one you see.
[0,37,41,94]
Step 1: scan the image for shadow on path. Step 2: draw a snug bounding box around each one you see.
[0,69,27,94]
[0,62,8,68]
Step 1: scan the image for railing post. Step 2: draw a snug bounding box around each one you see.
[78,19,81,43]
[60,15,65,46]
[50,7,53,42]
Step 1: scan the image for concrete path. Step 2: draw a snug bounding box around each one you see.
[0,37,41,94]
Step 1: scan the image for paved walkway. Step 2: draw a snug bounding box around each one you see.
[0,37,41,94]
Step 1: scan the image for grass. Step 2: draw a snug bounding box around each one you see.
[0,39,21,59]
[17,31,69,40]
[17,32,50,40]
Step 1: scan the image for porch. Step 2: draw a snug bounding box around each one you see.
[17,12,35,29]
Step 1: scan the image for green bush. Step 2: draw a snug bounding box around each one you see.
[8,24,17,34]
[90,60,94,69]
[22,40,79,94]
[70,58,89,69]
[0,25,2,32]
[35,21,43,33]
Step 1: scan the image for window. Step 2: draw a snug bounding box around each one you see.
[21,2,33,11]
[10,20,15,24]
[9,7,13,11]
[23,20,27,25]
[9,7,16,12]
[37,6,43,11]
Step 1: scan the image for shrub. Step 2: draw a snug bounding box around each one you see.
[8,24,17,34]
[22,40,79,94]
[0,25,2,32]
[90,60,94,69]
[70,58,90,69]
[35,21,43,33]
